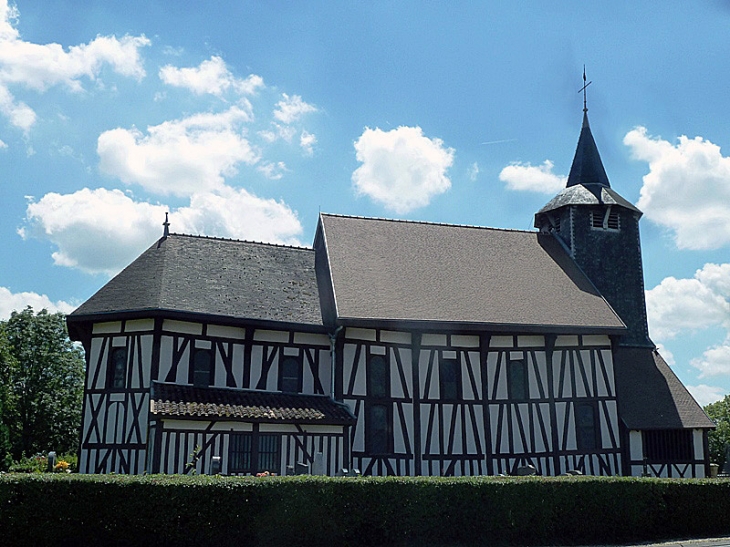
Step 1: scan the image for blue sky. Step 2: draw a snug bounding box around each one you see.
[2,0,730,406]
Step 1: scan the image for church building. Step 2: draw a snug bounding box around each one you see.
[67,104,714,478]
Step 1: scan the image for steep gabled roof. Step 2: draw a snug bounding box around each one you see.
[69,234,323,327]
[615,347,714,429]
[316,214,626,333]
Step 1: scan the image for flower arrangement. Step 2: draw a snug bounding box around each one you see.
[255,470,276,477]
[54,460,70,473]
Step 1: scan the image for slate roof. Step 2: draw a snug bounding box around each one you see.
[536,183,641,217]
[150,382,356,425]
[68,234,323,327]
[614,347,714,429]
[567,111,611,188]
[317,214,626,333]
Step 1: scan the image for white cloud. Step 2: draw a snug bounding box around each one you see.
[0,286,75,320]
[625,126,730,250]
[467,162,479,182]
[655,342,675,366]
[20,186,303,275]
[0,1,149,131]
[97,106,259,196]
[273,93,316,124]
[691,345,730,379]
[300,130,316,156]
[645,268,730,341]
[352,126,454,214]
[499,160,566,193]
[159,56,263,96]
[686,384,728,407]
[20,187,166,275]
[257,161,288,180]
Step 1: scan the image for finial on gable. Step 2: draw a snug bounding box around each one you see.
[579,65,592,114]
[163,212,170,238]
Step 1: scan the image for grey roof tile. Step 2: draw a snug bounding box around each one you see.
[318,214,626,332]
[615,347,714,429]
[69,234,324,326]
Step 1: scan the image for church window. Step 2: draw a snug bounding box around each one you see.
[508,359,528,401]
[367,353,389,399]
[279,355,302,393]
[575,402,599,451]
[229,432,281,474]
[439,358,461,400]
[192,348,213,387]
[366,403,392,454]
[643,430,693,462]
[108,347,127,389]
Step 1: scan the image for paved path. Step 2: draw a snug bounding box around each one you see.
[583,538,730,547]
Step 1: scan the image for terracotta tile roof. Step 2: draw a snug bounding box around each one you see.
[316,214,626,333]
[69,234,323,327]
[150,382,356,425]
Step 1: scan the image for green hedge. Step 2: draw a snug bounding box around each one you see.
[1,474,730,546]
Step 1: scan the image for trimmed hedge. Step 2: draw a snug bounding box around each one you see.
[1,474,730,546]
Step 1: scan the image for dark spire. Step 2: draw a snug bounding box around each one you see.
[566,69,610,188]
[163,212,170,238]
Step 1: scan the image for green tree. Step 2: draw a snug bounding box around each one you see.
[704,394,730,472]
[0,326,14,469]
[1,307,85,460]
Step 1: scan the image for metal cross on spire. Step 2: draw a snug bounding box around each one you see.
[579,65,592,113]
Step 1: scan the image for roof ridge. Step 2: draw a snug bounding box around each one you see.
[319,212,535,235]
[167,232,312,251]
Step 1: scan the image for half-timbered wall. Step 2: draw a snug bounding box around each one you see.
[80,318,333,474]
[150,420,346,476]
[79,319,154,474]
[341,328,623,477]
[626,428,707,478]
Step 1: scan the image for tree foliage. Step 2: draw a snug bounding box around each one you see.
[0,307,85,463]
[704,394,730,472]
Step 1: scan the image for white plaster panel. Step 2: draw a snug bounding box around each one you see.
[158,336,173,383]
[206,324,245,340]
[529,352,547,397]
[555,351,573,398]
[555,335,579,347]
[555,402,567,448]
[370,345,386,356]
[602,350,615,394]
[282,347,300,356]
[195,339,212,350]
[581,335,609,347]
[380,330,411,345]
[465,351,481,400]
[422,333,447,346]
[259,423,301,433]
[232,345,244,389]
[124,319,154,333]
[112,336,127,348]
[629,430,643,460]
[214,348,227,387]
[603,400,619,450]
[253,329,289,343]
[394,406,407,453]
[595,351,608,397]
[512,404,529,453]
[564,404,576,450]
[487,352,508,400]
[140,335,153,388]
[537,403,552,451]
[161,420,210,430]
[695,464,706,478]
[292,332,327,346]
[352,347,367,397]
[489,336,513,348]
[208,422,252,432]
[420,350,439,399]
[351,400,364,452]
[163,319,202,335]
[442,350,457,360]
[517,336,543,348]
[319,348,332,396]
[175,345,190,384]
[573,352,588,398]
[88,338,106,389]
[509,351,523,361]
[346,328,376,341]
[487,405,500,451]
[693,429,704,459]
[250,346,263,389]
[421,405,436,452]
[451,405,464,453]
[451,335,479,348]
[109,393,124,402]
[93,321,122,334]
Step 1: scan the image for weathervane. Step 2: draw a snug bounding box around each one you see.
[579,65,592,113]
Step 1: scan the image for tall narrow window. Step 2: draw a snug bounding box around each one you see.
[367,404,391,454]
[508,359,527,401]
[108,347,127,389]
[439,358,460,400]
[257,434,281,472]
[229,433,252,472]
[576,402,599,451]
[193,348,212,387]
[279,356,302,393]
[367,354,389,399]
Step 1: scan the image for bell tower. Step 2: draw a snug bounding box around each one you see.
[534,81,652,348]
